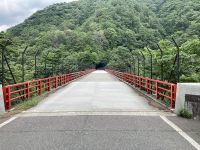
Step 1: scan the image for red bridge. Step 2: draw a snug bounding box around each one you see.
[0,70,200,150]
[3,69,176,111]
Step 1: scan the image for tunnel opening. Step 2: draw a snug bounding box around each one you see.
[95,62,107,70]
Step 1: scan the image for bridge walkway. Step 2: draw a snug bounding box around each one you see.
[28,70,156,113]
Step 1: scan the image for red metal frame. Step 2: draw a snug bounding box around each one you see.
[3,70,94,110]
[106,69,176,109]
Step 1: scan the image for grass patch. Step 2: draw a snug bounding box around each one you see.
[15,98,39,111]
[179,108,192,119]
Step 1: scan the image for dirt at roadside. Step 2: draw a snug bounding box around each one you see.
[0,110,22,124]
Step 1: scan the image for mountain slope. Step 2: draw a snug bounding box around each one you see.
[8,0,164,48]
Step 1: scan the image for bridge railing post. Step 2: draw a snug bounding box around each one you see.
[64,75,66,84]
[131,74,134,85]
[54,77,57,88]
[3,86,11,110]
[134,75,136,86]
[57,76,60,86]
[59,76,61,86]
[57,76,59,86]
[170,84,176,108]
[62,75,64,84]
[173,84,177,108]
[135,76,137,87]
[61,75,64,85]
[68,74,71,81]
[66,74,68,83]
[25,82,30,99]
[47,78,51,91]
[132,75,134,85]
[146,78,149,94]
[156,81,159,100]
[62,75,64,85]
[130,74,132,84]
[38,80,42,95]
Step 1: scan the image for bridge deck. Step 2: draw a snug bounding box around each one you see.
[0,71,199,150]
[29,70,156,113]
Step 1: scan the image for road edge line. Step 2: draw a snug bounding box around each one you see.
[0,117,17,128]
[160,115,200,150]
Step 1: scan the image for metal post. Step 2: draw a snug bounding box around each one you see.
[1,43,24,101]
[4,53,18,85]
[125,67,128,73]
[157,44,164,80]
[0,40,10,86]
[1,46,4,86]
[134,58,136,74]
[172,38,180,83]
[146,47,153,79]
[167,53,178,83]
[44,51,50,77]
[34,49,40,79]
[22,46,28,82]
[127,64,131,73]
[137,55,140,76]
[129,50,136,74]
[138,50,145,77]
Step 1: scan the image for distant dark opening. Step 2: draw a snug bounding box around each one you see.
[95,62,107,70]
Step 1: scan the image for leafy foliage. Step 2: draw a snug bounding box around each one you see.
[179,108,193,119]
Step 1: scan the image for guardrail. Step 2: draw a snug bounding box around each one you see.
[106,69,176,109]
[3,70,94,110]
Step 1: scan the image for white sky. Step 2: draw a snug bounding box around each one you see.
[0,0,76,31]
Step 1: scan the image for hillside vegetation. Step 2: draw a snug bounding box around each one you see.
[0,0,200,84]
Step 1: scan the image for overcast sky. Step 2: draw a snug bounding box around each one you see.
[0,0,76,31]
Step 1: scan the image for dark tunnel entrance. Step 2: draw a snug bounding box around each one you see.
[95,62,107,70]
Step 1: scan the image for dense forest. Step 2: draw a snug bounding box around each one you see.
[0,0,200,85]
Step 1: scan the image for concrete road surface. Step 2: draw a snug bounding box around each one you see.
[28,70,156,112]
[0,70,199,150]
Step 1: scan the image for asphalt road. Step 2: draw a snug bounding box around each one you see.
[0,70,199,150]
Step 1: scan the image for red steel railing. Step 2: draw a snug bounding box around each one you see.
[3,70,94,110]
[106,69,176,109]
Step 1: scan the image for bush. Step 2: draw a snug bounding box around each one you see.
[15,98,39,110]
[179,108,192,119]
